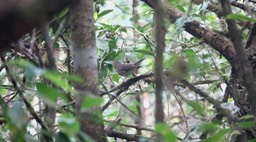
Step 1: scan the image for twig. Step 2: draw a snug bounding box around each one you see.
[104,120,154,132]
[53,18,67,45]
[101,73,153,96]
[101,73,153,111]
[181,79,238,122]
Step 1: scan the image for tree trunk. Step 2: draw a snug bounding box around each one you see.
[70,0,106,141]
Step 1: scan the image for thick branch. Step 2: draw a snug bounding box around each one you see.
[220,0,256,115]
[141,0,236,68]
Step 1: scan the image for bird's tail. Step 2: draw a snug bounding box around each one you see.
[134,58,145,66]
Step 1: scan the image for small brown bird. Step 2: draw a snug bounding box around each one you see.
[113,59,144,76]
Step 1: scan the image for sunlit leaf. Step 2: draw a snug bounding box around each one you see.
[0,88,7,95]
[112,74,120,82]
[98,10,113,19]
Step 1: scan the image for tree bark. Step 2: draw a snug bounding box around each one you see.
[70,0,106,141]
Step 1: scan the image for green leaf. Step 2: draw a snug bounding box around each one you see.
[199,122,219,133]
[112,74,120,82]
[42,71,74,93]
[98,10,113,19]
[246,139,256,142]
[226,14,256,22]
[81,96,104,110]
[59,8,69,19]
[175,5,186,13]
[164,54,178,70]
[55,132,70,142]
[57,72,83,83]
[183,49,201,70]
[7,58,44,80]
[8,102,28,129]
[119,27,128,33]
[99,65,108,81]
[172,16,188,36]
[205,129,230,142]
[186,100,204,116]
[155,123,176,142]
[108,38,118,50]
[238,121,256,128]
[99,23,114,32]
[0,88,7,95]
[183,49,194,56]
[240,115,254,120]
[36,83,67,107]
[58,113,80,137]
[133,49,154,56]
[208,80,223,92]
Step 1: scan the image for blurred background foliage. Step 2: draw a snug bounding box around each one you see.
[1,0,251,141]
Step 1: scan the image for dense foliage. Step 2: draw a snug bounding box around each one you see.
[1,0,256,141]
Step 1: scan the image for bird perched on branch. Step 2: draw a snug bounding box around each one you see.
[113,59,144,76]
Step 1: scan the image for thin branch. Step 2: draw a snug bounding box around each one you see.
[42,23,57,70]
[101,73,153,96]
[53,18,67,45]
[152,0,166,124]
[181,79,238,122]
[101,73,153,111]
